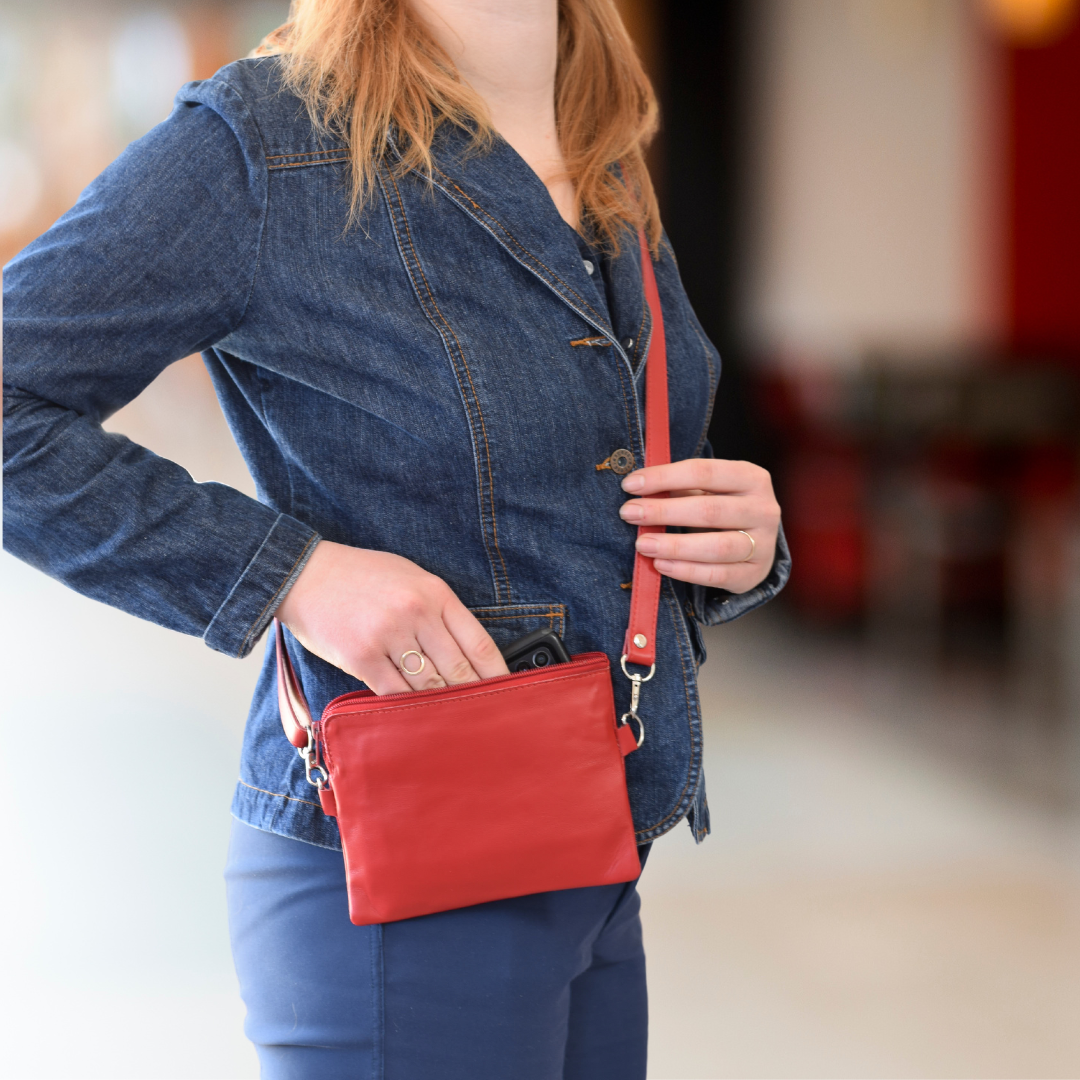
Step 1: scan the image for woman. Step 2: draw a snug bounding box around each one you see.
[3,0,788,1075]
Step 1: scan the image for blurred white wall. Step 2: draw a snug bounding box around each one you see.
[744,0,1004,364]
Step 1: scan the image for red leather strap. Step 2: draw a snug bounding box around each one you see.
[275,618,313,747]
[622,229,669,668]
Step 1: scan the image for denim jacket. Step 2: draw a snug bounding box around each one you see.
[3,58,790,849]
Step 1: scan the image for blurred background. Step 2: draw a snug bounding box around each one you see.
[2,0,1078,1077]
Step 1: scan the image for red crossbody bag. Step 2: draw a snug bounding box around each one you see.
[274,230,669,926]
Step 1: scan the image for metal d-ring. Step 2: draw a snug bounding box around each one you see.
[619,710,646,748]
[620,655,656,682]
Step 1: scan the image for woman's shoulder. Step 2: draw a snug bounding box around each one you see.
[178,56,345,162]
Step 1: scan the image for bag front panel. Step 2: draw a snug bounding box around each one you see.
[320,656,640,924]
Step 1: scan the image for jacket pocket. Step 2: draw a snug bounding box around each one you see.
[467,602,567,650]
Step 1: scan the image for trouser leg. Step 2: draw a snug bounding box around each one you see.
[225,819,381,1080]
[225,819,649,1080]
[562,872,649,1080]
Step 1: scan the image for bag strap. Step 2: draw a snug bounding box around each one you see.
[276,618,312,748]
[622,228,669,670]
[274,228,669,743]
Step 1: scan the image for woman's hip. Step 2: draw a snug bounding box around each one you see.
[224,818,648,1080]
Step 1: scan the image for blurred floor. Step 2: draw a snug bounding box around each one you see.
[2,365,1079,1078]
[640,614,1080,1080]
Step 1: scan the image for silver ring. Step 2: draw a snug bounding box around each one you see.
[736,530,756,563]
[400,650,426,676]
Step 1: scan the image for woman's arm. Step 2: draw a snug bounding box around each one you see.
[4,70,508,685]
[3,79,318,658]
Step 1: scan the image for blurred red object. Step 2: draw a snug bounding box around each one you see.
[780,443,866,622]
[758,365,1078,650]
[1007,12,1080,359]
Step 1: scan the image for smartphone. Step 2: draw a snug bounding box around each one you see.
[500,628,572,672]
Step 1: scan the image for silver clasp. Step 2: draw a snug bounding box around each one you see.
[618,654,656,749]
[298,724,328,789]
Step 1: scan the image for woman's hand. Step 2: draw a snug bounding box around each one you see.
[275,541,509,695]
[618,459,781,593]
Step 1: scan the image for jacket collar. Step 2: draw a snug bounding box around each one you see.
[394,123,651,377]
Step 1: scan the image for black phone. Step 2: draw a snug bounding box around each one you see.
[500,628,572,672]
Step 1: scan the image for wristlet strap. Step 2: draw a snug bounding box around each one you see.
[274,228,669,738]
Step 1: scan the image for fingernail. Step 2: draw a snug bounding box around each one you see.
[621,472,644,492]
[635,536,659,555]
[619,501,644,522]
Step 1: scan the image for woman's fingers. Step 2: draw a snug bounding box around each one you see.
[621,458,770,497]
[635,529,757,565]
[276,543,511,695]
[441,598,510,679]
[416,621,484,686]
[392,638,449,692]
[355,654,415,696]
[620,492,778,531]
[384,610,503,693]
[649,558,764,592]
[615,457,781,594]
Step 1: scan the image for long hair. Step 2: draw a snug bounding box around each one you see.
[254,0,660,252]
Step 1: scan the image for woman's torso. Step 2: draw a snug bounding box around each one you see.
[8,57,724,847]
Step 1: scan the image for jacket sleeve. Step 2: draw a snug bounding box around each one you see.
[688,441,791,626]
[2,73,320,658]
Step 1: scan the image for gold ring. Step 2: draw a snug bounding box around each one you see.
[736,530,756,562]
[400,650,426,676]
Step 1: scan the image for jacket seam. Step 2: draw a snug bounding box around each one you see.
[265,147,348,160]
[609,335,643,469]
[631,290,649,371]
[380,166,511,603]
[468,603,566,613]
[475,611,562,622]
[267,156,350,170]
[238,777,321,809]
[209,77,271,334]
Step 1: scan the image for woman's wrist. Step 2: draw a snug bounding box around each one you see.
[275,538,333,631]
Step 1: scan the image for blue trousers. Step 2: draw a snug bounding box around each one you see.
[225,820,649,1079]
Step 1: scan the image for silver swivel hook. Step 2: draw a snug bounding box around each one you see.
[618,654,656,749]
[298,724,328,789]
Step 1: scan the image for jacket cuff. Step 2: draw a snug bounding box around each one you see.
[691,521,791,626]
[203,514,321,657]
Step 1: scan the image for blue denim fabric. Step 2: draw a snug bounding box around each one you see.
[226,819,650,1079]
[3,58,790,848]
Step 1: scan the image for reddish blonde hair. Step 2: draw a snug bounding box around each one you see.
[255,0,660,252]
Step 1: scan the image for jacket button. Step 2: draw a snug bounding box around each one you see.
[622,337,634,350]
[609,448,635,475]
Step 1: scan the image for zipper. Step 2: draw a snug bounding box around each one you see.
[320,651,610,719]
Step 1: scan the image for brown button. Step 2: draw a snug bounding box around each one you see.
[609,448,636,475]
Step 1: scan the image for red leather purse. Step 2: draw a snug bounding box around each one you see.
[274,230,670,926]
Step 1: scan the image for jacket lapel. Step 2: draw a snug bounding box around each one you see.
[398,124,651,377]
